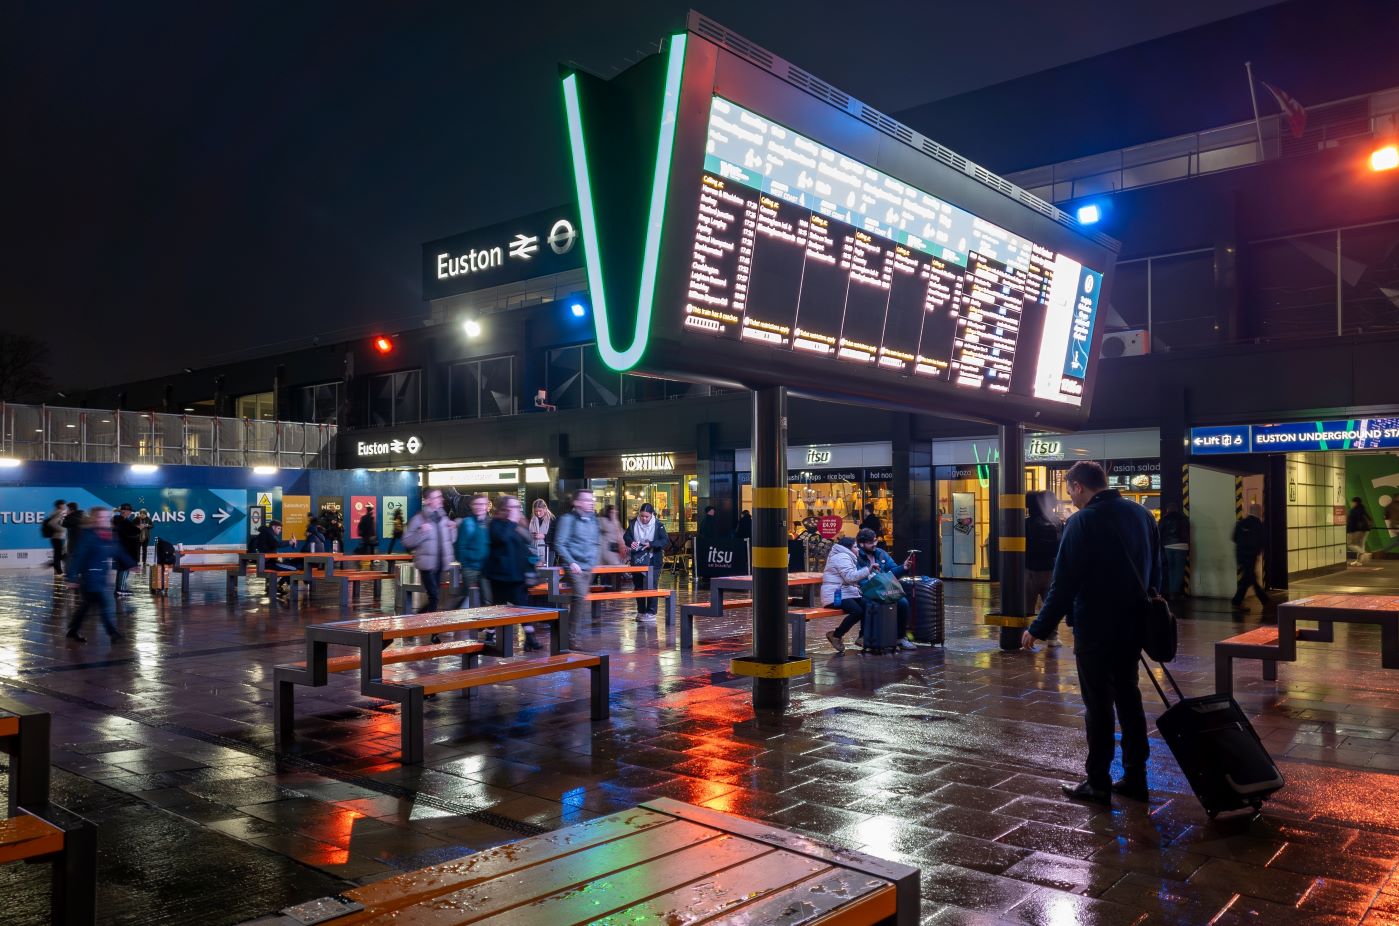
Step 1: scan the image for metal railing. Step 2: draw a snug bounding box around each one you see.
[1006,87,1399,204]
[0,403,337,468]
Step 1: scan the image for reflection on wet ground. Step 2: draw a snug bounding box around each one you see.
[1,567,1399,924]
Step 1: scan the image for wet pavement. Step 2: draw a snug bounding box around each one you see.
[2,566,1399,924]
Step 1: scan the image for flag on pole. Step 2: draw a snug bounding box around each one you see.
[1261,80,1307,139]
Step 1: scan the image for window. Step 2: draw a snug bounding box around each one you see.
[1249,233,1337,342]
[449,357,515,419]
[295,382,340,424]
[235,392,276,421]
[546,345,620,409]
[367,370,421,427]
[1150,251,1218,350]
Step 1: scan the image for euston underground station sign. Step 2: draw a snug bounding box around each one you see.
[423,206,582,301]
[1191,419,1399,454]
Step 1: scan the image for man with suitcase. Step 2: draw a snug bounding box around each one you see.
[1021,461,1162,806]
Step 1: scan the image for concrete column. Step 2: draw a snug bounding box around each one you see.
[748,386,794,710]
[996,422,1027,650]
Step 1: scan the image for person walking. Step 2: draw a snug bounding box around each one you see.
[598,504,624,566]
[62,501,83,564]
[485,495,544,650]
[554,489,599,650]
[1021,461,1162,806]
[1231,503,1273,610]
[356,504,379,556]
[1158,503,1190,601]
[624,503,668,622]
[386,508,405,554]
[1025,491,1063,648]
[528,499,555,566]
[135,508,153,566]
[43,499,67,576]
[734,510,752,542]
[66,506,132,643]
[403,490,456,614]
[1346,496,1375,566]
[453,494,492,607]
[112,504,141,596]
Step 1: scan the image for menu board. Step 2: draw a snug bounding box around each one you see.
[682,97,1104,407]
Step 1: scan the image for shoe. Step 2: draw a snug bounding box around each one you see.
[638,614,657,624]
[1061,780,1111,806]
[65,631,86,642]
[1046,636,1063,648]
[897,639,916,650]
[523,634,544,651]
[430,634,442,644]
[1112,778,1149,802]
[855,636,863,648]
[826,631,845,655]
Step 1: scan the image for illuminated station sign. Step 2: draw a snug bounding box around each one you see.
[563,14,1119,428]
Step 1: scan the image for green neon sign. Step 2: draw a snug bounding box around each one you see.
[561,33,687,372]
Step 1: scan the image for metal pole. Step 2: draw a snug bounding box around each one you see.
[1244,62,1266,160]
[997,422,1028,650]
[1336,229,1343,337]
[749,386,792,709]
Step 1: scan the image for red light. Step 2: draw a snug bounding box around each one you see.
[1371,144,1399,172]
[373,336,394,354]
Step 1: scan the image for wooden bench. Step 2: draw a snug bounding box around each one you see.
[283,639,484,675]
[788,605,846,656]
[1214,621,1339,694]
[574,588,673,623]
[379,652,608,762]
[677,596,803,650]
[173,562,249,599]
[334,569,393,607]
[242,797,918,925]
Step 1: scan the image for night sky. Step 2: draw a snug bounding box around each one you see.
[3,0,1282,391]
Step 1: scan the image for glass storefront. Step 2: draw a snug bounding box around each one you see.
[586,452,699,538]
[739,467,895,545]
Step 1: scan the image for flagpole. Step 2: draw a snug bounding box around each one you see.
[1244,61,1266,159]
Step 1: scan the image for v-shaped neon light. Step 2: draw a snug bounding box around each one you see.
[561,33,687,372]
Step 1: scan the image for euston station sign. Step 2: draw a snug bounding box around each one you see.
[357,436,422,458]
[1191,419,1399,455]
[423,205,583,301]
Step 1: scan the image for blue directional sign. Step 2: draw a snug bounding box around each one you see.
[1188,425,1251,455]
[0,485,248,555]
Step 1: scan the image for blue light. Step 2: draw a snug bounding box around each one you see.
[1077,203,1101,225]
[570,302,586,318]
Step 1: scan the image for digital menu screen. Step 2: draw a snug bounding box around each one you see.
[682,97,1103,406]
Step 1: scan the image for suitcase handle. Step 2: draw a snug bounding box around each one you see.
[1140,655,1185,707]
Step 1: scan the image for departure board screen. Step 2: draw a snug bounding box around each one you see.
[682,97,1103,406]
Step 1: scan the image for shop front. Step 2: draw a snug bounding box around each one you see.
[932,428,1161,580]
[735,442,894,545]
[584,451,699,538]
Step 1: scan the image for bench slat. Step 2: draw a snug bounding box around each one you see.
[0,715,19,738]
[384,652,601,695]
[176,564,244,572]
[337,571,393,581]
[283,640,484,674]
[584,590,672,602]
[790,607,843,620]
[706,873,895,925]
[1220,627,1283,647]
[0,813,64,864]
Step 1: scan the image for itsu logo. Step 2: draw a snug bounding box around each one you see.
[706,546,733,567]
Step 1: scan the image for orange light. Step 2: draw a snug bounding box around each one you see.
[373,336,394,354]
[1371,144,1399,172]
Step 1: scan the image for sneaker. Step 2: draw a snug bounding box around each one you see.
[825,631,845,655]
[638,613,657,624]
[1046,636,1063,648]
[897,639,916,650]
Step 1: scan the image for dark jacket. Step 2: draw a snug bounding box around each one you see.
[860,514,884,538]
[112,513,141,559]
[253,525,286,555]
[1232,515,1266,562]
[299,526,327,553]
[1025,515,1062,572]
[698,513,719,541]
[623,519,669,565]
[856,545,906,578]
[485,517,536,583]
[1346,504,1374,534]
[358,512,377,542]
[1158,511,1190,547]
[1028,490,1163,651]
[69,530,134,594]
[454,514,489,571]
[734,513,752,540]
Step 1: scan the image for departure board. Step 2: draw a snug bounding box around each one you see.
[682,97,1103,406]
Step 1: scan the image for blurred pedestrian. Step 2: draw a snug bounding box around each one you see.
[403,490,456,614]
[43,499,67,576]
[1025,491,1063,647]
[485,495,543,650]
[357,504,378,556]
[66,506,132,642]
[136,508,153,566]
[1232,503,1272,610]
[112,504,141,596]
[1158,502,1190,601]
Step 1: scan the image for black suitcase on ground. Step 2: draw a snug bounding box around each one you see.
[1144,657,1284,818]
[861,600,899,654]
[904,576,944,645]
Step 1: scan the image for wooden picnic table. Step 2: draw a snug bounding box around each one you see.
[303,552,412,579]
[538,563,649,595]
[247,797,918,925]
[707,571,823,611]
[1277,593,1399,668]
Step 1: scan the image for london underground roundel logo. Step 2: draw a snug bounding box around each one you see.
[406,436,421,454]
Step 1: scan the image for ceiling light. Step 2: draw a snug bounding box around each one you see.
[130,464,159,475]
[462,319,482,338]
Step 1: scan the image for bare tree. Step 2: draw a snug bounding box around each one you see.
[0,331,54,402]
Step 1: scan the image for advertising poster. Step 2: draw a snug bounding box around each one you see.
[0,485,248,567]
[316,496,343,521]
[350,495,376,538]
[382,495,408,538]
[282,495,311,542]
[696,537,748,578]
[816,515,842,539]
[951,492,977,565]
[1346,455,1399,553]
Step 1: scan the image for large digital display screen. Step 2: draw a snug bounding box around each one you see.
[681,97,1103,406]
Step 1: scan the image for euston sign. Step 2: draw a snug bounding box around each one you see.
[422,206,582,301]
[358,436,422,458]
[1191,418,1399,455]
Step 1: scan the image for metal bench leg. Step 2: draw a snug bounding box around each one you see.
[790,615,807,657]
[1262,658,1278,681]
[463,653,477,699]
[227,573,237,599]
[591,654,609,721]
[340,582,350,610]
[401,689,424,764]
[1215,649,1233,695]
[275,676,296,751]
[680,611,693,651]
[53,820,97,926]
[665,594,674,627]
[181,569,191,599]
[1382,621,1399,670]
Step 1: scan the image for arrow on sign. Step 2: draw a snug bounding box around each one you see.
[214,508,231,524]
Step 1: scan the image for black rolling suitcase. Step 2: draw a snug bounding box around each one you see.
[903,576,944,645]
[861,600,899,654]
[1144,657,1284,818]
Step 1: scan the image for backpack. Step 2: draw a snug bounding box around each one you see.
[41,518,55,539]
[155,538,178,566]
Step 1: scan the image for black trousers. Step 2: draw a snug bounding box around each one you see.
[1231,556,1270,606]
[50,538,64,573]
[418,568,442,613]
[1074,645,1149,790]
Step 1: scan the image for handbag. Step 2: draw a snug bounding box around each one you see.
[860,570,905,603]
[1104,514,1177,663]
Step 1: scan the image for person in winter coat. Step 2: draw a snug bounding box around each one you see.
[528,499,555,565]
[403,490,457,614]
[111,504,141,595]
[255,520,298,593]
[1025,491,1064,647]
[1232,503,1272,610]
[453,494,492,606]
[385,509,406,553]
[299,518,328,553]
[62,501,83,563]
[136,508,153,565]
[357,505,378,556]
[824,529,915,653]
[485,495,543,650]
[734,510,752,541]
[66,507,133,642]
[821,537,869,655]
[554,489,600,650]
[1347,496,1375,566]
[623,503,669,620]
[597,505,624,567]
[44,499,67,576]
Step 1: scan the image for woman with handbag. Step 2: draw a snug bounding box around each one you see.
[528,499,555,565]
[825,528,916,652]
[623,503,668,622]
[486,495,544,650]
